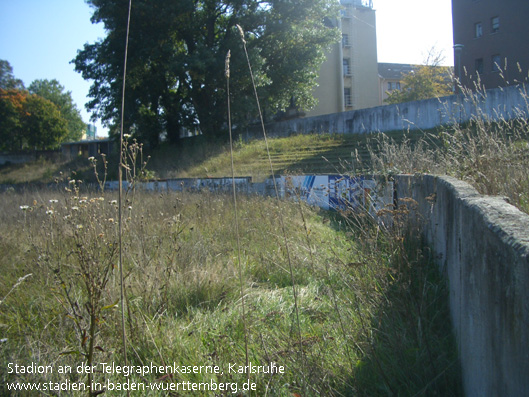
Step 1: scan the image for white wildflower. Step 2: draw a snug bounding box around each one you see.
[19,205,30,211]
[49,199,58,204]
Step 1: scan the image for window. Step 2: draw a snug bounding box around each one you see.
[396,82,401,90]
[475,22,483,38]
[491,16,500,33]
[344,88,352,106]
[342,34,350,47]
[343,59,350,75]
[491,54,501,72]
[387,82,393,91]
[475,58,484,75]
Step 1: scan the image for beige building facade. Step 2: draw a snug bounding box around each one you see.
[307,0,379,117]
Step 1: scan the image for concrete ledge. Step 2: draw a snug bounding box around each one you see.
[394,174,529,397]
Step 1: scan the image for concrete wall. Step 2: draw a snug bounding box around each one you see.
[394,174,529,397]
[103,173,529,395]
[243,83,528,139]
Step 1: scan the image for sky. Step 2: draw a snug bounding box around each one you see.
[1,0,453,138]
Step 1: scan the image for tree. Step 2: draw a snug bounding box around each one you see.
[385,51,453,104]
[0,60,25,90]
[0,89,68,151]
[23,94,69,150]
[73,0,339,146]
[29,79,86,142]
[0,89,27,150]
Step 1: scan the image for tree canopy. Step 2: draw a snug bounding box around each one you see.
[0,60,25,90]
[0,60,84,151]
[385,51,454,105]
[0,89,68,151]
[29,79,86,142]
[73,0,340,147]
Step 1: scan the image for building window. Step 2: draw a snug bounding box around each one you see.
[491,16,500,33]
[342,34,349,46]
[343,59,350,75]
[491,54,501,72]
[475,58,484,75]
[475,22,483,38]
[344,88,352,106]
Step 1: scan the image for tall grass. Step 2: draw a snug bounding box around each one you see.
[360,83,529,213]
[0,182,461,395]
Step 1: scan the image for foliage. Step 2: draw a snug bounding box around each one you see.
[0,89,68,151]
[73,0,340,146]
[385,51,453,104]
[29,79,86,142]
[0,60,24,90]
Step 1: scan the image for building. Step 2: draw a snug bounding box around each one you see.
[378,63,453,104]
[61,138,114,160]
[452,0,529,90]
[307,0,379,117]
[378,63,417,104]
[85,124,97,140]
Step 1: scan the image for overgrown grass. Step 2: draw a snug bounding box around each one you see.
[0,185,461,395]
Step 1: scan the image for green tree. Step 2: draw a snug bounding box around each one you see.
[28,79,86,142]
[0,89,27,150]
[385,51,453,105]
[23,94,69,150]
[0,60,25,90]
[0,89,68,151]
[73,0,339,146]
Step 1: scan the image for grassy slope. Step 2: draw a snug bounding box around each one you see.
[0,130,430,185]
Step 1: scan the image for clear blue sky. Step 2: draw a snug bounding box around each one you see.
[0,0,107,135]
[1,0,453,138]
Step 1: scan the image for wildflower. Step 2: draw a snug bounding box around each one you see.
[46,210,54,216]
[49,199,58,204]
[79,199,87,204]
[123,134,131,139]
[71,206,79,211]
[108,218,115,223]
[128,206,132,211]
[76,224,83,229]
[88,156,95,161]
[19,205,30,211]
[110,200,117,205]
[69,179,76,185]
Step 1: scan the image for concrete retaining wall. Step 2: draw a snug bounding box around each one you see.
[242,83,528,139]
[394,174,529,397]
[103,173,529,395]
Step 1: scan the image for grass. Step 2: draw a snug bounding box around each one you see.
[0,185,461,395]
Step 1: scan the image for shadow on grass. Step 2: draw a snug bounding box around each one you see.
[351,236,462,396]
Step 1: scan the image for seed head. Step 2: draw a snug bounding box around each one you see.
[236,25,246,45]
[225,50,231,79]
